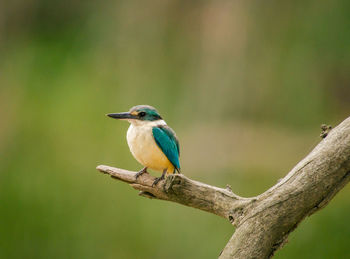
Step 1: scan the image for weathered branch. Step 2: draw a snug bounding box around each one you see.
[96,165,253,221]
[97,116,350,259]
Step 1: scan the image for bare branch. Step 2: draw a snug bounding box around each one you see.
[97,116,350,259]
[97,165,253,221]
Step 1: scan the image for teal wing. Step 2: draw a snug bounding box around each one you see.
[152,126,180,171]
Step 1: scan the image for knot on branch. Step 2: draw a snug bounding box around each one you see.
[320,124,332,138]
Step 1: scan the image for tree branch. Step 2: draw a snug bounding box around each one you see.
[96,165,253,221]
[97,116,350,259]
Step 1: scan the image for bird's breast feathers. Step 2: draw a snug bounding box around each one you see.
[126,120,175,172]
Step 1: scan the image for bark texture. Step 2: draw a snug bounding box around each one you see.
[97,116,350,259]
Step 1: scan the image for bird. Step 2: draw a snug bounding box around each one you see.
[107,105,180,186]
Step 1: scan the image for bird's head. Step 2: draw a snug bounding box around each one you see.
[107,105,163,125]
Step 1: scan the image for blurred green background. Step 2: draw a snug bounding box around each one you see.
[1,1,350,258]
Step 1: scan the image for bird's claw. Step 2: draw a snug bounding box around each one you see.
[135,167,148,179]
[152,177,163,187]
[152,170,167,187]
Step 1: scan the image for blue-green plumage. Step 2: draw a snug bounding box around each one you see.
[152,126,180,172]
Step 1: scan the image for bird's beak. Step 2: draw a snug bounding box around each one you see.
[107,112,138,120]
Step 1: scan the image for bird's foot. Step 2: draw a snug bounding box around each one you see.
[152,176,164,186]
[135,167,148,179]
[152,170,167,187]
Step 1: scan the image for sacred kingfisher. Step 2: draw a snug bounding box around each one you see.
[107,105,180,186]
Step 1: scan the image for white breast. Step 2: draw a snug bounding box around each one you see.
[126,120,173,172]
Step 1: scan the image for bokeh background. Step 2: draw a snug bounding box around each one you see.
[1,1,350,258]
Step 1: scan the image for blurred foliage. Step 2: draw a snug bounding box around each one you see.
[0,0,350,258]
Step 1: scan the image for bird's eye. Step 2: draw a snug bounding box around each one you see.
[139,112,146,117]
